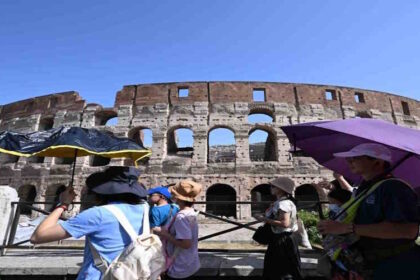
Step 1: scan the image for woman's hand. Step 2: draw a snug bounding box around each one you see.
[153,227,170,239]
[317,180,333,190]
[317,220,353,235]
[59,187,76,205]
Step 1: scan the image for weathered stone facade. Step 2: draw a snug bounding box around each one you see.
[1,82,419,219]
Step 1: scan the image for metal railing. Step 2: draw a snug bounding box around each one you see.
[1,199,326,256]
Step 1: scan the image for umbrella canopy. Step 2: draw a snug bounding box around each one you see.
[281,118,420,189]
[0,126,151,163]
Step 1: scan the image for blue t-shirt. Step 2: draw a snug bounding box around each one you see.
[59,202,145,280]
[149,204,179,228]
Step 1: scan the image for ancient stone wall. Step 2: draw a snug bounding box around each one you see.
[1,82,419,219]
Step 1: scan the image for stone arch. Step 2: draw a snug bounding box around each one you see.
[45,184,66,211]
[248,107,274,124]
[206,184,236,218]
[250,184,275,216]
[95,109,118,126]
[167,126,194,157]
[208,127,236,163]
[295,184,319,211]
[248,126,277,161]
[128,127,153,148]
[17,185,37,215]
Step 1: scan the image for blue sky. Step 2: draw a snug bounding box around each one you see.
[1,1,420,145]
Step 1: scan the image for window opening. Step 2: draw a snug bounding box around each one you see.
[253,89,266,102]
[208,128,235,163]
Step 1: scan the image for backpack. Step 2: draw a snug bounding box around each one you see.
[89,203,166,280]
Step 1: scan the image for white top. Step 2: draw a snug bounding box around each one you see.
[265,198,298,234]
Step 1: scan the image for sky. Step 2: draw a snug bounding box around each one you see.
[1,1,420,145]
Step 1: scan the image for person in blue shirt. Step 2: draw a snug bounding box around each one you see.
[30,166,148,280]
[148,186,179,228]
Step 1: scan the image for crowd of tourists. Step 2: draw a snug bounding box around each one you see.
[28,143,420,280]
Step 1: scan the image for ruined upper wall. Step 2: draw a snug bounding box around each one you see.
[0,91,85,121]
[114,82,420,119]
[1,82,419,125]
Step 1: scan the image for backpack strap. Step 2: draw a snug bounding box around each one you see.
[162,204,174,226]
[88,203,149,275]
[88,238,109,274]
[103,204,146,241]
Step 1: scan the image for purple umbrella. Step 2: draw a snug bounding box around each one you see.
[281,118,420,190]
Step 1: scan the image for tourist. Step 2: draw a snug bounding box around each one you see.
[327,180,352,219]
[148,186,179,228]
[255,177,302,280]
[30,166,148,280]
[153,180,202,280]
[317,143,420,279]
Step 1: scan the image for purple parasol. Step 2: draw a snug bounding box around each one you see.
[281,118,420,190]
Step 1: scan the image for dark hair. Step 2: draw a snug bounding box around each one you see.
[176,199,194,207]
[288,195,298,206]
[104,193,145,204]
[85,190,144,207]
[328,187,352,204]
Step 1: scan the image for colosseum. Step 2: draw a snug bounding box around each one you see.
[1,81,419,220]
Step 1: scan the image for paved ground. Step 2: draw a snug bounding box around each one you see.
[0,248,323,279]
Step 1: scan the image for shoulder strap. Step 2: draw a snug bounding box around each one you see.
[88,238,108,274]
[335,178,392,222]
[103,205,140,241]
[162,204,174,226]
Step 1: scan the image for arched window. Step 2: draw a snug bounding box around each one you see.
[251,184,275,216]
[90,155,111,166]
[249,128,277,161]
[18,185,37,215]
[104,117,118,126]
[95,110,118,126]
[295,184,319,211]
[167,127,194,157]
[45,185,66,211]
[55,157,75,165]
[208,128,235,163]
[129,128,153,165]
[206,184,236,218]
[248,113,273,124]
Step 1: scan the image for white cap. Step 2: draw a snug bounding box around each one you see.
[334,143,392,163]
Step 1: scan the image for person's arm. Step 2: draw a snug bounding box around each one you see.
[31,187,76,244]
[153,227,192,249]
[317,220,418,239]
[333,172,353,192]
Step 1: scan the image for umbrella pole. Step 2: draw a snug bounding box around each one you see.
[69,149,78,188]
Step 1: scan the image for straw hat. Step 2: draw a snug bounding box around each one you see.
[169,180,202,202]
[269,177,295,195]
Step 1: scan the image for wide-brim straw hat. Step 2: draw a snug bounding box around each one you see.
[169,180,202,202]
[269,177,295,195]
